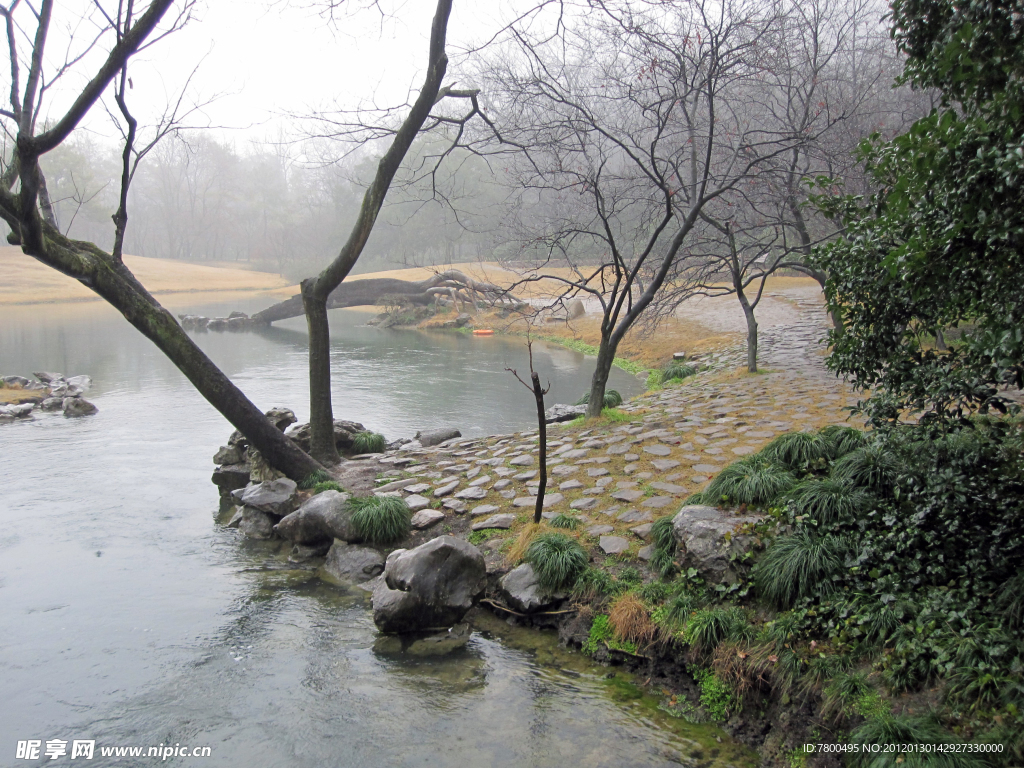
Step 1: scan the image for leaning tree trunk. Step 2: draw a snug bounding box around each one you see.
[5,229,324,481]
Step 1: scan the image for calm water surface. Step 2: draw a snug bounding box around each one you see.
[0,297,753,767]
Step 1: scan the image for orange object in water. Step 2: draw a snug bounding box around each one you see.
[472,329,494,336]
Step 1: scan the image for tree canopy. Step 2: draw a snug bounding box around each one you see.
[812,0,1024,422]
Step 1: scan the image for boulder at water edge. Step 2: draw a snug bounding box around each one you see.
[498,563,565,613]
[414,427,462,447]
[671,505,762,584]
[322,541,385,585]
[274,490,354,545]
[232,478,298,516]
[62,397,97,417]
[371,536,486,634]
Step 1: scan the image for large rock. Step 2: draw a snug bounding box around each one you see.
[283,419,366,454]
[371,536,486,634]
[212,464,251,494]
[239,506,278,539]
[62,397,97,417]
[233,478,298,516]
[322,541,385,584]
[544,403,587,423]
[274,490,354,544]
[213,444,244,466]
[671,505,762,584]
[64,375,92,396]
[32,371,62,384]
[498,563,565,613]
[40,397,64,411]
[415,427,462,447]
[264,407,297,431]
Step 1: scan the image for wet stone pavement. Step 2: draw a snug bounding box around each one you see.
[367,290,860,559]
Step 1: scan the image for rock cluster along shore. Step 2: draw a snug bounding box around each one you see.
[178,311,256,332]
[0,372,98,422]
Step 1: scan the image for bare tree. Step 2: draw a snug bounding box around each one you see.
[0,0,323,481]
[480,0,802,417]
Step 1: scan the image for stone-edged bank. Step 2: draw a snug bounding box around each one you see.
[0,372,98,421]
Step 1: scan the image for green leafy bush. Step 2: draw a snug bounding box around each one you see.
[525,532,588,591]
[352,431,387,454]
[349,495,411,545]
[694,668,738,721]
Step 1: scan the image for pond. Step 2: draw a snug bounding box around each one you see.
[0,297,754,767]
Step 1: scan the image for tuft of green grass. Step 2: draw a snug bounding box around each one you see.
[549,513,580,530]
[571,567,625,601]
[636,581,671,604]
[785,478,874,523]
[577,389,624,408]
[348,495,412,545]
[830,442,903,492]
[848,713,991,768]
[525,532,589,591]
[662,362,697,382]
[299,469,332,489]
[683,606,755,655]
[352,431,387,454]
[312,480,344,494]
[819,425,867,459]
[759,431,831,469]
[753,529,851,609]
[467,529,491,546]
[702,454,797,506]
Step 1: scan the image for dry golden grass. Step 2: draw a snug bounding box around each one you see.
[505,522,546,564]
[608,592,657,646]
[0,246,291,305]
[0,386,38,404]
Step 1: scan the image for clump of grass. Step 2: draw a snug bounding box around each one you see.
[525,532,589,591]
[785,478,873,523]
[348,495,411,545]
[662,362,697,383]
[609,592,657,646]
[848,713,987,768]
[299,469,332,489]
[819,425,867,459]
[683,606,755,656]
[352,431,387,454]
[549,513,580,530]
[830,442,903,492]
[507,522,545,563]
[636,581,671,604]
[312,480,344,494]
[758,431,830,469]
[571,567,625,601]
[575,389,623,408]
[599,407,633,422]
[753,529,851,609]
[702,454,797,506]
[617,566,643,585]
